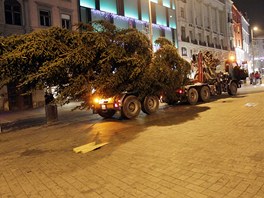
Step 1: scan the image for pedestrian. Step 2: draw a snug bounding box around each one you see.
[255,71,260,84]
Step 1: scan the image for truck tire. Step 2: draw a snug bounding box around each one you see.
[141,96,159,115]
[228,82,237,95]
[121,95,141,119]
[199,86,210,102]
[187,88,199,105]
[98,109,116,118]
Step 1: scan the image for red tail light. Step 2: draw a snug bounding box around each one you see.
[176,89,184,94]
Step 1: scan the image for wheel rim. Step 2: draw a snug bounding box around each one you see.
[188,88,198,104]
[190,91,197,101]
[148,98,154,108]
[128,102,136,112]
[121,96,141,119]
[201,87,209,99]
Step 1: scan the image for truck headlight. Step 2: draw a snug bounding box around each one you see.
[94,98,99,103]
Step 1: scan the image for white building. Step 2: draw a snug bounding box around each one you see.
[253,37,264,73]
[240,14,250,71]
[175,0,234,62]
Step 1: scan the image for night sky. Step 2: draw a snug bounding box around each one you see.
[232,0,264,36]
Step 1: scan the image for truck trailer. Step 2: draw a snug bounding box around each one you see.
[91,52,243,119]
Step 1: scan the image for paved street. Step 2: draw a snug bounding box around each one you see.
[0,86,264,198]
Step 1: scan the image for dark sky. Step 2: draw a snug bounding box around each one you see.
[232,0,264,36]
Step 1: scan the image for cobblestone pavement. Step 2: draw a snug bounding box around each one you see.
[0,91,264,198]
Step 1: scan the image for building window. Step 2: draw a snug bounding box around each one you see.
[168,9,176,28]
[189,31,193,41]
[4,0,22,25]
[100,0,117,14]
[124,0,138,19]
[181,26,186,38]
[156,4,166,26]
[206,35,210,45]
[61,14,71,29]
[40,10,51,26]
[80,0,95,9]
[180,7,185,18]
[214,37,217,46]
[221,39,224,48]
[198,33,201,43]
[182,47,187,56]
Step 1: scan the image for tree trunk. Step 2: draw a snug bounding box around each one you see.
[45,104,58,124]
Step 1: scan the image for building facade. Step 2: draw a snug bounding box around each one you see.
[0,0,79,111]
[79,0,178,50]
[175,0,234,62]
[253,37,264,73]
[240,14,250,71]
[232,5,243,64]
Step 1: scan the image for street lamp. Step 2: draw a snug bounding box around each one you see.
[148,0,153,45]
[251,26,258,72]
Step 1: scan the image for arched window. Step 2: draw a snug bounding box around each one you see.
[4,0,22,25]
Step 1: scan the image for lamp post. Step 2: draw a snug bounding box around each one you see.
[148,0,153,45]
[251,26,258,72]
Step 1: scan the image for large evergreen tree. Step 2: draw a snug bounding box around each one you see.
[0,21,191,112]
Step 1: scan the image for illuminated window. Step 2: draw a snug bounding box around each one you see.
[168,9,176,28]
[80,0,95,9]
[172,0,176,9]
[163,0,171,8]
[156,4,166,26]
[124,0,138,19]
[100,0,117,14]
[141,0,149,22]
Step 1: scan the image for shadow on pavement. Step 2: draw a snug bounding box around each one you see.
[1,117,46,132]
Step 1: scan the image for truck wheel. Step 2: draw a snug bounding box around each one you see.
[121,95,141,119]
[187,88,198,105]
[141,96,159,115]
[228,82,237,95]
[199,86,210,102]
[98,109,116,118]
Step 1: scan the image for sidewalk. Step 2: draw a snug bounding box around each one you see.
[0,102,92,132]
